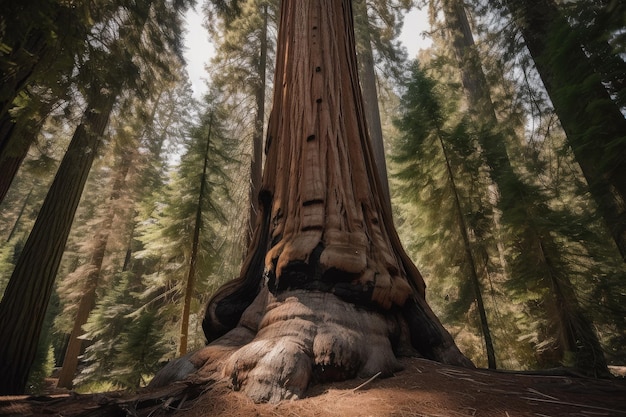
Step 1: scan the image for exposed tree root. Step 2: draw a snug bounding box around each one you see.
[151,289,470,403]
[153,288,412,403]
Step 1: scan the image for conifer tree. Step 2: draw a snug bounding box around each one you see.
[434,0,612,375]
[499,0,626,261]
[56,101,144,389]
[0,0,192,393]
[68,79,195,389]
[353,0,411,205]
[205,0,278,245]
[393,61,497,368]
[135,91,232,360]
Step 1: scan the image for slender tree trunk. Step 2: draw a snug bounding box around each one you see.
[440,0,508,370]
[247,4,269,245]
[531,231,609,375]
[441,0,511,268]
[56,148,133,389]
[504,0,626,260]
[0,97,55,204]
[122,221,136,273]
[442,0,498,123]
[179,116,213,356]
[443,0,609,375]
[151,0,472,402]
[352,0,391,208]
[438,130,497,369]
[55,270,101,389]
[0,32,47,127]
[0,85,117,395]
[5,188,33,243]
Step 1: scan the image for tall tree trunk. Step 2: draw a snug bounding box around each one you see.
[442,0,498,123]
[440,0,511,273]
[504,0,626,260]
[179,116,213,356]
[0,96,56,204]
[56,147,133,389]
[5,188,33,243]
[442,0,609,376]
[353,0,391,208]
[247,3,269,245]
[151,0,472,402]
[0,85,117,395]
[437,128,497,369]
[0,31,47,128]
[440,0,504,369]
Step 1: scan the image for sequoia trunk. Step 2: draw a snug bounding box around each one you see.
[151,0,471,402]
[0,86,116,395]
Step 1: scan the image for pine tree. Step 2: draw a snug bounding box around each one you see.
[56,104,142,389]
[69,79,195,389]
[135,91,233,360]
[429,0,613,375]
[205,0,279,245]
[393,61,497,368]
[0,0,192,393]
[499,0,626,261]
[353,0,411,205]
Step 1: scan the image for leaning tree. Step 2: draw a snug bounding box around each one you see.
[151,0,472,402]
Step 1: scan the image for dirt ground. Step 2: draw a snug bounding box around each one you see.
[2,357,626,417]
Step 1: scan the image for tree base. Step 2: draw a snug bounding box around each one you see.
[152,288,417,403]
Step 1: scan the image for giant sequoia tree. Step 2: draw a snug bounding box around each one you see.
[151,0,471,402]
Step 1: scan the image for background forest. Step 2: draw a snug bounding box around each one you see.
[0,0,625,394]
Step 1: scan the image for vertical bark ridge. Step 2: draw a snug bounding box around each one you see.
[181,2,473,402]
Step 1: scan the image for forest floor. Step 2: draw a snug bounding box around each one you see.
[2,357,626,417]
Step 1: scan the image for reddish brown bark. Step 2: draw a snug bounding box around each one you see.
[0,86,116,395]
[151,0,471,402]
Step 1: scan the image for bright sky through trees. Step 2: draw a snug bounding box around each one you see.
[182,5,431,98]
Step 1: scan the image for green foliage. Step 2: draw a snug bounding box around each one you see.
[75,260,172,390]
[392,61,501,367]
[1,0,625,392]
[110,309,167,389]
[353,0,411,82]
[132,92,236,361]
[26,290,60,393]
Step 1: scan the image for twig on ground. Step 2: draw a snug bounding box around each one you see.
[526,388,559,400]
[352,372,382,392]
[522,396,626,415]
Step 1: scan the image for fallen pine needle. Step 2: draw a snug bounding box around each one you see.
[352,372,382,392]
[522,396,626,415]
[526,388,559,401]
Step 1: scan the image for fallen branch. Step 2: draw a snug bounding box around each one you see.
[352,372,382,392]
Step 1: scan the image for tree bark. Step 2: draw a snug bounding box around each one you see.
[247,3,269,245]
[504,0,626,261]
[179,116,213,356]
[437,127,497,370]
[443,0,609,376]
[353,0,391,208]
[0,95,56,205]
[56,144,133,389]
[440,0,501,369]
[0,85,116,395]
[151,0,472,402]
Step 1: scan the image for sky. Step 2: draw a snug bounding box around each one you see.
[182,5,432,99]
